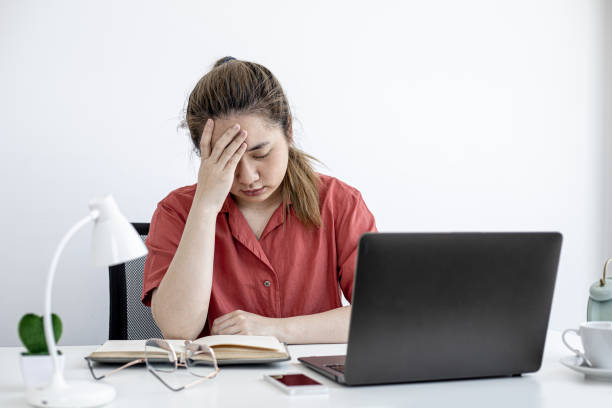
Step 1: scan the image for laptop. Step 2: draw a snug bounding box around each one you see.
[299,232,562,386]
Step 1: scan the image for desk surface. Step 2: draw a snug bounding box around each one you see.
[0,331,605,407]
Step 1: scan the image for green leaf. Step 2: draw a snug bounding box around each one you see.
[18,313,63,354]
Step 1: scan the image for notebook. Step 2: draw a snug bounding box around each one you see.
[88,335,290,365]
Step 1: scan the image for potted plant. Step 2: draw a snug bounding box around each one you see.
[18,313,64,389]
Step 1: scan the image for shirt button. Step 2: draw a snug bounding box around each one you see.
[263,280,271,287]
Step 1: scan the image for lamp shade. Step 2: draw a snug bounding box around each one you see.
[88,195,148,267]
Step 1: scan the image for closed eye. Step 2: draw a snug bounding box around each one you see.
[254,153,270,159]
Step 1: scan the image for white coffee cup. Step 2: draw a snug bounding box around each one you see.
[562,321,612,368]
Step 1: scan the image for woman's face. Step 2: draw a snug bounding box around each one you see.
[210,114,289,209]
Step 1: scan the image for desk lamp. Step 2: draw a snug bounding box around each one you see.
[26,195,148,407]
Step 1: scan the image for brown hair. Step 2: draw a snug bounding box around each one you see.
[182,56,321,228]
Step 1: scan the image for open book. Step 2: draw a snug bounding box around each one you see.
[87,335,290,365]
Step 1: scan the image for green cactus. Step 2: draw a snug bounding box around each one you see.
[18,313,62,355]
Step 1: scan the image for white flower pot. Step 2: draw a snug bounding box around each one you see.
[20,353,65,389]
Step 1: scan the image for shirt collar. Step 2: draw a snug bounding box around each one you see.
[219,192,292,213]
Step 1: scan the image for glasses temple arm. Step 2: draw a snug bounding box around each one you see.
[85,357,145,380]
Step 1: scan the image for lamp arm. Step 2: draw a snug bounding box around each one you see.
[44,209,100,380]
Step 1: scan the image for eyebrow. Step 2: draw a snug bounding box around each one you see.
[246,142,270,152]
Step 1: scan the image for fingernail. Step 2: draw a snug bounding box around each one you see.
[206,119,212,126]
[233,124,240,130]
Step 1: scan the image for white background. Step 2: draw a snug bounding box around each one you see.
[0,0,610,346]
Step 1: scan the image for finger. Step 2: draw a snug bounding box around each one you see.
[212,310,241,328]
[218,325,242,335]
[214,311,248,332]
[200,119,214,160]
[213,318,239,334]
[211,318,226,333]
[211,318,241,335]
[210,123,242,163]
[219,130,247,167]
[224,142,248,171]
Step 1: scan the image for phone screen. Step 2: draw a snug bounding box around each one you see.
[270,374,322,387]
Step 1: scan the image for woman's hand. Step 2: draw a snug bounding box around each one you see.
[210,310,283,338]
[194,119,248,213]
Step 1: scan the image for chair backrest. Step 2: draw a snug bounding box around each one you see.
[108,223,163,340]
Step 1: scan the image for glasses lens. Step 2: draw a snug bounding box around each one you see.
[145,339,177,373]
[185,343,218,378]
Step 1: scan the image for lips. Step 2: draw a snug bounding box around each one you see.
[242,187,266,196]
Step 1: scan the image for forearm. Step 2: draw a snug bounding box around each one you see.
[152,199,217,340]
[280,306,351,344]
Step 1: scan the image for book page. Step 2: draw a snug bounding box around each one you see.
[89,337,290,363]
[193,335,284,351]
[94,336,284,354]
[95,340,146,353]
[94,339,188,354]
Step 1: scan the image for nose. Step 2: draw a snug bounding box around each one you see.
[236,158,259,187]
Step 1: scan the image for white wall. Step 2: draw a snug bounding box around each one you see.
[0,0,608,346]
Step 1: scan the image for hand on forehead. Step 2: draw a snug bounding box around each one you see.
[210,114,273,147]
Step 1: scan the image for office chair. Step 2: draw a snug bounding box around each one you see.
[108,223,163,340]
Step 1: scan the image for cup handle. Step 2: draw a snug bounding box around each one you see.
[562,329,592,367]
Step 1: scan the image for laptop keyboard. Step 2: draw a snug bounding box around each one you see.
[325,364,345,374]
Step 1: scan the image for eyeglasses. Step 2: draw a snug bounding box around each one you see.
[85,338,220,392]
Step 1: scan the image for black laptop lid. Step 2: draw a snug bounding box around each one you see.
[344,232,562,385]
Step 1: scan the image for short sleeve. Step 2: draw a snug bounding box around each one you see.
[336,191,377,303]
[141,200,188,307]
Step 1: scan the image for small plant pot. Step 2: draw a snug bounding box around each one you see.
[20,353,65,389]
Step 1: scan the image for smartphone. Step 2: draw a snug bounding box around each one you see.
[263,373,329,395]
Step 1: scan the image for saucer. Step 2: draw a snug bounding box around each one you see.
[560,355,612,381]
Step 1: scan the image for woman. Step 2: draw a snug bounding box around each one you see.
[142,56,377,344]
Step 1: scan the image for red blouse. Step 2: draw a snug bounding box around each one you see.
[141,174,377,338]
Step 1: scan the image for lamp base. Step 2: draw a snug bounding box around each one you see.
[25,380,115,407]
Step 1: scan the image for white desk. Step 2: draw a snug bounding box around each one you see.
[0,331,607,407]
